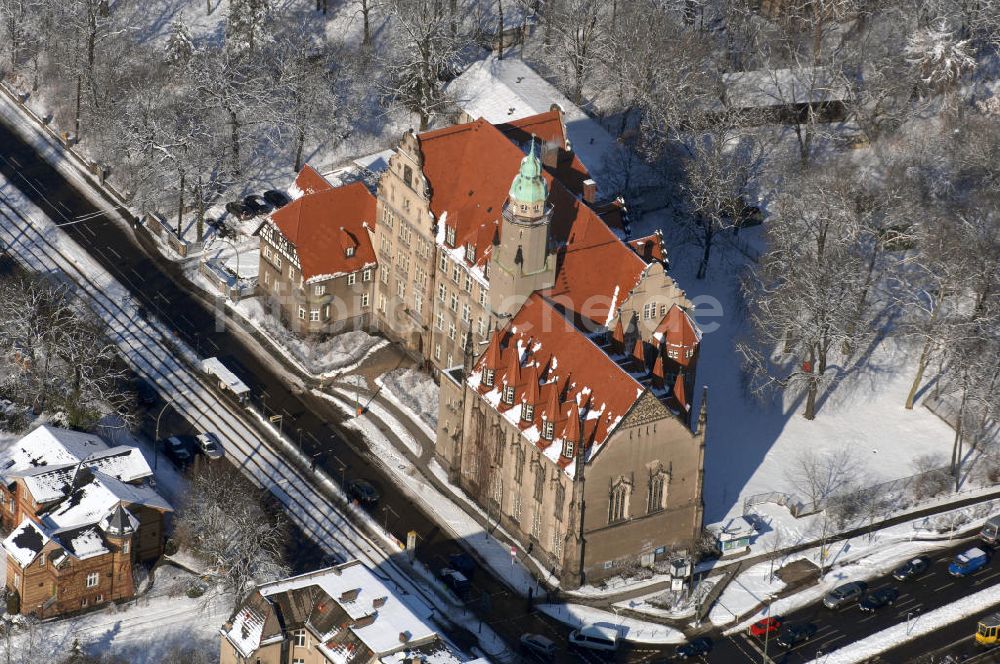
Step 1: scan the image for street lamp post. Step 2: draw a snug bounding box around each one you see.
[762,594,775,664]
[153,401,173,474]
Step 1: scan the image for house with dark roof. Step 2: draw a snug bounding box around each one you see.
[219,560,470,664]
[257,169,378,335]
[0,426,172,618]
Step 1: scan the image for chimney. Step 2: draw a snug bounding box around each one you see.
[582,179,598,204]
[352,613,377,628]
[399,631,411,643]
[372,596,387,609]
[540,141,559,169]
[339,588,361,603]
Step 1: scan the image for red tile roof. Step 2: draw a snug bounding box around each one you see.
[654,305,701,350]
[472,294,643,472]
[496,109,591,196]
[628,232,666,264]
[291,164,334,198]
[269,179,377,282]
[418,115,647,327]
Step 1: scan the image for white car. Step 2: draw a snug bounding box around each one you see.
[196,432,224,459]
[567,624,618,652]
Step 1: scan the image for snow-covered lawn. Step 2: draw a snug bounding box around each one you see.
[629,205,965,531]
[535,603,686,645]
[229,296,387,379]
[2,564,232,663]
[376,368,439,440]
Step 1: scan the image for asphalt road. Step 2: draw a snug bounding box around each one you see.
[6,111,1000,664]
[706,538,1000,664]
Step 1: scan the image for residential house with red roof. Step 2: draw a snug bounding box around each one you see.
[257,170,378,335]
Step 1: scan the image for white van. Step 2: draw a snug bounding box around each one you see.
[568,624,619,652]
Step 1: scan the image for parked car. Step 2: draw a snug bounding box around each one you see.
[134,378,157,406]
[949,547,989,577]
[196,432,224,459]
[749,616,782,637]
[674,637,712,659]
[823,581,867,609]
[225,201,251,220]
[243,194,272,216]
[346,478,380,505]
[859,587,898,613]
[448,552,477,579]
[893,556,931,581]
[775,623,817,648]
[519,633,558,662]
[568,624,619,653]
[263,189,290,208]
[164,436,193,467]
[439,568,470,598]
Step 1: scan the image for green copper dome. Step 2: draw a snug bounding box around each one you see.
[508,139,548,205]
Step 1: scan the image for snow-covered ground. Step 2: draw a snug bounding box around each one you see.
[375,368,440,440]
[228,296,387,379]
[2,563,232,663]
[629,204,964,529]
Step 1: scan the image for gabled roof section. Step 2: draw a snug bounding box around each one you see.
[253,560,447,658]
[41,470,172,532]
[467,294,643,477]
[0,425,108,474]
[654,304,702,350]
[288,164,334,199]
[268,179,377,282]
[628,232,666,265]
[2,519,50,567]
[544,196,647,327]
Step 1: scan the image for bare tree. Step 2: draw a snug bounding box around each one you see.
[381,0,471,130]
[740,166,887,419]
[789,447,863,508]
[174,462,290,603]
[537,0,608,106]
[678,108,767,279]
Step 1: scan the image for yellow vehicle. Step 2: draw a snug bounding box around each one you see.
[976,613,1000,646]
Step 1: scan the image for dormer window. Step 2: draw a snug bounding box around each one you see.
[345,246,356,257]
[483,368,495,387]
[521,403,534,422]
[445,225,456,247]
[562,438,575,458]
[503,385,515,405]
[542,419,555,441]
[465,243,475,262]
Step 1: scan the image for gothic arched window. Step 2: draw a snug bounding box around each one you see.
[608,479,631,524]
[648,471,668,514]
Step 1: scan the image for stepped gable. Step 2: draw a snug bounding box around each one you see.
[269,178,377,282]
[470,293,645,477]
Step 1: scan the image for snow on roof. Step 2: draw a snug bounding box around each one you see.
[2,427,152,504]
[712,515,757,542]
[201,357,250,395]
[42,471,172,532]
[59,526,109,560]
[446,55,618,182]
[226,603,269,658]
[261,560,439,656]
[2,519,50,567]
[0,425,108,474]
[469,294,644,478]
[722,66,849,109]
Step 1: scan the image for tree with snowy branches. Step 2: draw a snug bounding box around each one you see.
[905,21,976,98]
